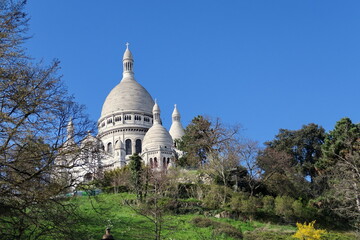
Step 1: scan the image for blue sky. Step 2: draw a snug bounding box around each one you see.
[25,1,360,145]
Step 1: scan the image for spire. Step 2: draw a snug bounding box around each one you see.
[67,118,74,141]
[122,42,134,79]
[65,118,76,147]
[152,101,161,125]
[172,104,181,122]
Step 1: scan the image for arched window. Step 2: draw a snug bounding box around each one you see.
[154,157,158,168]
[107,142,112,153]
[125,139,132,155]
[163,157,166,169]
[135,139,142,154]
[167,158,170,165]
[150,158,153,168]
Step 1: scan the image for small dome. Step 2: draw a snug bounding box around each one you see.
[142,124,173,151]
[101,79,154,117]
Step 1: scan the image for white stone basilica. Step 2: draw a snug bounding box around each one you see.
[63,44,185,183]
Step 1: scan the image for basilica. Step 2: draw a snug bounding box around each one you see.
[62,44,185,183]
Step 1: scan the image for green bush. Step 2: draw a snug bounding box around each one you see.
[202,184,232,209]
[291,199,317,222]
[230,192,248,211]
[238,196,259,221]
[275,196,295,222]
[262,195,275,214]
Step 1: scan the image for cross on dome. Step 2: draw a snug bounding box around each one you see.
[125,42,130,49]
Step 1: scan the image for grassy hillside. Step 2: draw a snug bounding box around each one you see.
[69,193,356,240]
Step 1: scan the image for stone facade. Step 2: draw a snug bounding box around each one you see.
[62,44,185,183]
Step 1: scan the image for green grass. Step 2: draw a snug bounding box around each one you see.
[68,193,357,240]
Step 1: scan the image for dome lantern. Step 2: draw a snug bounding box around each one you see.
[122,42,134,78]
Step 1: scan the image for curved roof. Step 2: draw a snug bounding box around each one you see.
[142,124,173,151]
[169,122,185,140]
[101,78,154,117]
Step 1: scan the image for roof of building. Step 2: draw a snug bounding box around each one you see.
[100,45,154,117]
[169,104,185,140]
[142,103,173,151]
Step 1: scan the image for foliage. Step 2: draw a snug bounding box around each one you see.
[293,221,326,240]
[317,118,360,171]
[257,148,309,198]
[265,123,325,183]
[202,184,233,209]
[101,167,131,193]
[259,124,325,199]
[317,118,360,230]
[275,196,295,222]
[262,195,275,214]
[128,153,147,202]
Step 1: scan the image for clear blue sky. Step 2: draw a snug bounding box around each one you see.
[25,1,360,145]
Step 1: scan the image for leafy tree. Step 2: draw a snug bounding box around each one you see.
[0,1,93,238]
[257,148,309,198]
[128,153,148,202]
[317,117,360,171]
[177,115,241,167]
[259,124,325,198]
[265,123,325,183]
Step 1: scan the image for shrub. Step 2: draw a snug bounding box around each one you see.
[262,195,275,214]
[230,192,248,211]
[214,223,243,239]
[191,217,216,228]
[202,184,232,209]
[292,199,317,222]
[239,196,259,221]
[293,221,326,240]
[275,196,295,222]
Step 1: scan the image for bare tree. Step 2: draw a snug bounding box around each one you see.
[125,170,179,240]
[177,115,241,167]
[239,139,261,196]
[0,1,95,238]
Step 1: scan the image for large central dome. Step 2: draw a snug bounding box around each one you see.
[101,78,154,116]
[100,44,154,117]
